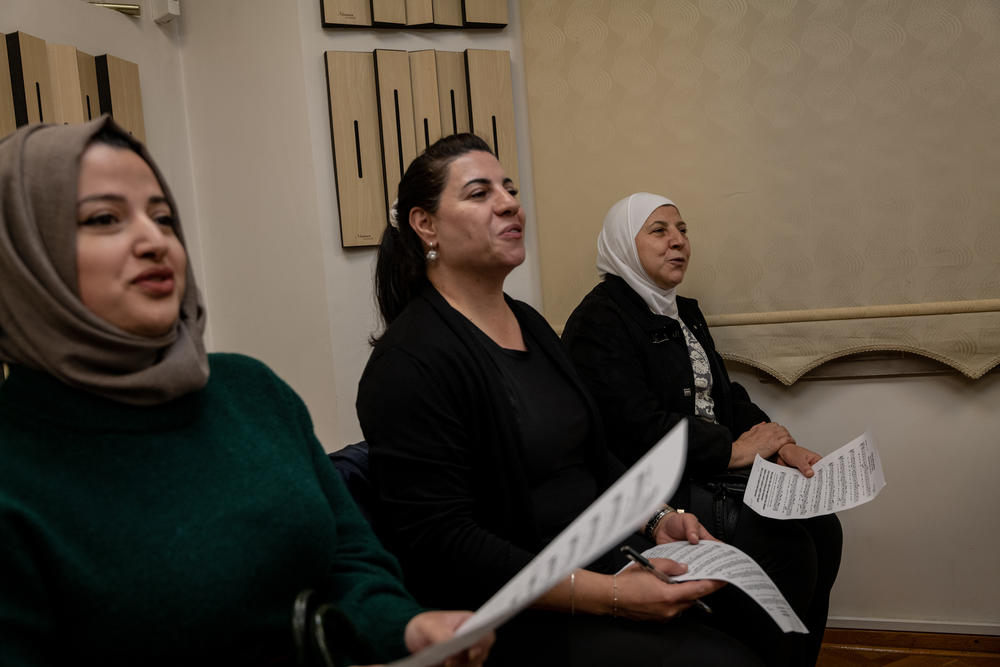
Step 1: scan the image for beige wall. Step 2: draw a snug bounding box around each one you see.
[518,0,1000,635]
[521,0,1000,330]
[729,363,1000,634]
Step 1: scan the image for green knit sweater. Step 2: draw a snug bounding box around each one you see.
[0,353,423,665]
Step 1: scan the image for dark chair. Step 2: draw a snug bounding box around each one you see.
[328,441,374,523]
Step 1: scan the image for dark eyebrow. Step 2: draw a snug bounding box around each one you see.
[77,194,171,207]
[461,177,516,189]
[462,177,491,189]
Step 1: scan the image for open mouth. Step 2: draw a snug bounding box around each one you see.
[132,268,175,295]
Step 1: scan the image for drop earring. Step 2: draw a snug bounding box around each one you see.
[426,243,439,262]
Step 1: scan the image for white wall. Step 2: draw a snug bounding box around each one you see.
[728,364,1000,634]
[176,0,541,448]
[175,1,343,445]
[2,0,206,305]
[294,0,542,447]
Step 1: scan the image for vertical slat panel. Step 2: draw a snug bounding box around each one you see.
[465,49,518,186]
[462,0,507,26]
[409,50,441,153]
[406,0,434,26]
[0,36,16,138]
[325,51,386,247]
[76,51,100,123]
[435,51,469,136]
[5,31,56,127]
[46,44,86,125]
[320,0,372,26]
[372,0,407,26]
[432,0,463,27]
[95,54,146,142]
[375,49,417,210]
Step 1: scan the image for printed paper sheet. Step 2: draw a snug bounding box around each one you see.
[388,420,689,666]
[743,431,885,520]
[638,540,808,633]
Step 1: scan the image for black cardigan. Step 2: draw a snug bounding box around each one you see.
[562,275,769,484]
[357,285,622,610]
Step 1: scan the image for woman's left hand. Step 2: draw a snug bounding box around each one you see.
[775,444,822,478]
[399,610,493,667]
[652,510,716,545]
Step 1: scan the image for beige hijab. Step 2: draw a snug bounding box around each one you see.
[0,116,208,404]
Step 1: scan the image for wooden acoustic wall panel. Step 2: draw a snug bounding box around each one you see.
[321,0,372,26]
[5,31,56,127]
[372,0,407,26]
[435,51,470,136]
[406,0,434,26]
[0,36,16,138]
[95,55,145,142]
[462,0,507,27]
[465,49,518,186]
[46,44,86,125]
[325,51,386,247]
[409,50,442,153]
[375,49,417,213]
[77,52,100,123]
[432,0,463,26]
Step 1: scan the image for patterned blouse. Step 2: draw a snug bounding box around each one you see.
[678,318,716,423]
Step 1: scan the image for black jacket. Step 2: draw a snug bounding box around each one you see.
[357,284,622,610]
[562,275,769,487]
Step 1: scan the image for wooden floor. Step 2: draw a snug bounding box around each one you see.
[818,629,1000,666]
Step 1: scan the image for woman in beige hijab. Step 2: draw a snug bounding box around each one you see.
[0,118,490,666]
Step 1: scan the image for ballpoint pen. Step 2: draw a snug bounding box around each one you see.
[620,545,713,614]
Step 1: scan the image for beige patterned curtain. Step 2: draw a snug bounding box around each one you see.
[521,0,1000,383]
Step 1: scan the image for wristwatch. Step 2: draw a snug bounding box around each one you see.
[644,504,678,542]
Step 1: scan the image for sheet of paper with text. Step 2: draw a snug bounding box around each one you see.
[744,431,886,520]
[639,540,808,633]
[388,420,689,667]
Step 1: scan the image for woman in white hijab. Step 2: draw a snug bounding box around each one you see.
[563,192,843,666]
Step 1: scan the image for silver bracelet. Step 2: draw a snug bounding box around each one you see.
[612,573,619,617]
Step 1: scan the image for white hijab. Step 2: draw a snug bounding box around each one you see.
[596,192,680,320]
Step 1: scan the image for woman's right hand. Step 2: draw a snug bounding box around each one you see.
[728,421,795,469]
[610,559,724,623]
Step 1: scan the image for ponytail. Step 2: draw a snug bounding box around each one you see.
[372,133,493,340]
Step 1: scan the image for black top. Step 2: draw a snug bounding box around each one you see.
[470,322,596,545]
[562,275,770,491]
[357,285,625,610]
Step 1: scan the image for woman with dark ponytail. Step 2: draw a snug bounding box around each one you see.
[358,135,768,665]
[373,133,493,329]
